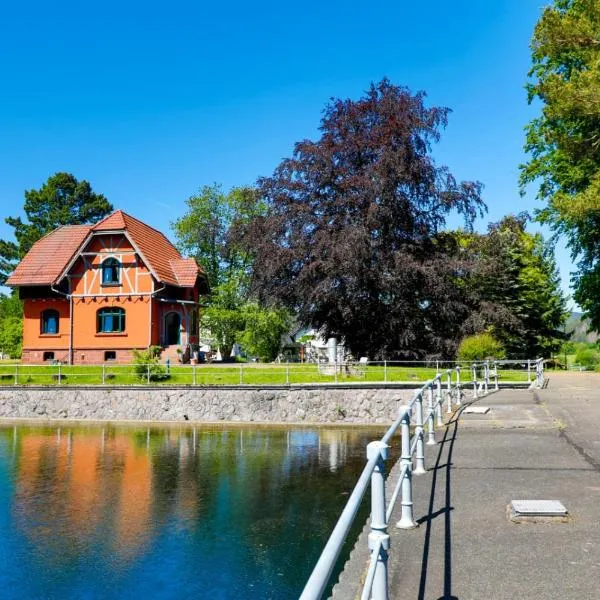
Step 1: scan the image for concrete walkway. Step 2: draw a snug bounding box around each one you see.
[332,373,600,599]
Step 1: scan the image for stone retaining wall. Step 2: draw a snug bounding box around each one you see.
[0,386,417,424]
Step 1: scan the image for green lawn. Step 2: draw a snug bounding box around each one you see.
[0,361,530,386]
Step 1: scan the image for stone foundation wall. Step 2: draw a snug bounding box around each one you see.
[0,386,417,424]
[22,349,70,364]
[22,348,140,365]
[71,349,136,365]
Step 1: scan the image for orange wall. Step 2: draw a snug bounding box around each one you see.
[72,296,151,350]
[22,298,70,350]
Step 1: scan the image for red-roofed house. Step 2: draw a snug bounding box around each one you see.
[6,210,209,364]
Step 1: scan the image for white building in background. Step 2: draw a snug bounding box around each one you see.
[279,326,349,363]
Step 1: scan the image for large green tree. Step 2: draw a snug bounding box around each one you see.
[522,0,600,329]
[461,215,567,358]
[237,303,292,362]
[0,292,23,358]
[0,172,113,283]
[172,184,262,290]
[200,277,247,357]
[233,79,485,359]
[172,185,289,358]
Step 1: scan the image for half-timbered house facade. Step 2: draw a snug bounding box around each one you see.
[6,210,208,364]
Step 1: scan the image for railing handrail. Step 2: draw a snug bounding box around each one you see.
[299,452,381,599]
[300,358,545,600]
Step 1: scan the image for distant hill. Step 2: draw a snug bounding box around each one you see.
[566,312,599,344]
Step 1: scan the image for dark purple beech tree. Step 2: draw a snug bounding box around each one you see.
[234,80,486,358]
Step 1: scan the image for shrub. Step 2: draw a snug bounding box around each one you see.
[237,303,291,362]
[457,333,506,362]
[132,346,169,381]
[574,346,599,370]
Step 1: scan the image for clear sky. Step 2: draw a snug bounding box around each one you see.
[0,0,576,305]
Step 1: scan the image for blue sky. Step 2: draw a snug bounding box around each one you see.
[0,0,576,305]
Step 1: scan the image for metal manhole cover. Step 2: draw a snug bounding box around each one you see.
[464,406,490,414]
[508,500,569,523]
[511,500,567,516]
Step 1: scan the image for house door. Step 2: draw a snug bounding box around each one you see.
[164,312,181,345]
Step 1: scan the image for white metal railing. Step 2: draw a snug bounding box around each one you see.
[0,359,541,387]
[300,358,544,600]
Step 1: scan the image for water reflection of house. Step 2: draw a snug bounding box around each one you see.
[17,434,70,526]
[14,429,154,562]
[68,434,104,537]
[111,435,153,559]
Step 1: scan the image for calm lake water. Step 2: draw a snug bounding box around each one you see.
[0,423,394,599]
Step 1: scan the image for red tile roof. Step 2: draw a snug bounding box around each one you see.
[92,210,127,231]
[170,258,201,287]
[6,210,204,288]
[6,225,92,286]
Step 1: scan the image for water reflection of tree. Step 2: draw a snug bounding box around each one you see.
[162,427,385,596]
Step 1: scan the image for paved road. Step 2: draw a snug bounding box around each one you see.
[332,373,600,600]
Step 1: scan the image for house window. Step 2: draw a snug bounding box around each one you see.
[97,307,126,333]
[41,309,59,334]
[43,351,55,361]
[102,257,121,285]
[104,351,116,361]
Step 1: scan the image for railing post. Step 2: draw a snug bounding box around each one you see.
[146,364,150,384]
[367,441,390,600]
[414,392,426,475]
[527,359,532,383]
[484,361,489,394]
[472,364,478,399]
[494,361,499,391]
[396,406,417,530]
[456,366,461,406]
[427,386,436,445]
[384,360,387,383]
[193,365,197,385]
[435,378,443,426]
[334,361,338,384]
[446,371,452,413]
[57,363,62,385]
[14,364,18,385]
[286,363,290,385]
[240,365,244,385]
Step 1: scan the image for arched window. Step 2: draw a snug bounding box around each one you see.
[41,309,59,334]
[97,307,126,333]
[102,257,121,285]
